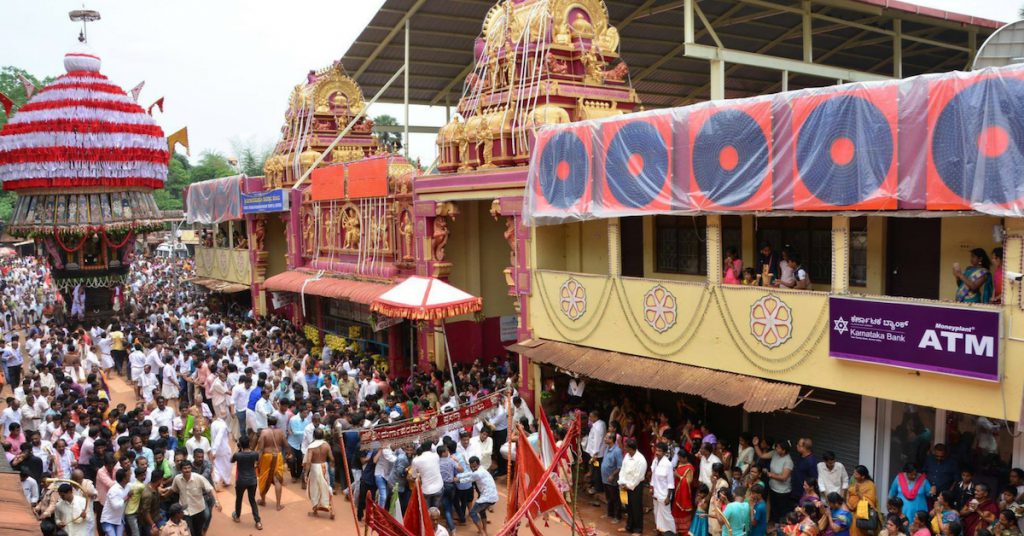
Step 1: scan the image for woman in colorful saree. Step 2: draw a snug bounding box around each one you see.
[954,248,993,303]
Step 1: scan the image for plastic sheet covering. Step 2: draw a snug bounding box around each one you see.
[525,63,1024,225]
[185,175,243,224]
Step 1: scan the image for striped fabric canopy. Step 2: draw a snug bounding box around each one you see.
[0,49,169,191]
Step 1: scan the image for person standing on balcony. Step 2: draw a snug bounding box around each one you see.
[757,242,780,286]
[991,247,1004,304]
[779,253,812,291]
[954,249,993,303]
[724,247,743,285]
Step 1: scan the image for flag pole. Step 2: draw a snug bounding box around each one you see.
[337,432,362,533]
[440,321,460,402]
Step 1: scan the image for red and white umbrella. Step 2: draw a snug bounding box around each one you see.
[0,247,16,257]
[371,275,482,321]
[371,276,482,395]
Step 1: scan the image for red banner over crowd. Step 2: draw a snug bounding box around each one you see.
[358,390,505,449]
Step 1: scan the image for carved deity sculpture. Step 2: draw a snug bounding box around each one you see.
[400,211,414,261]
[476,120,495,169]
[342,207,361,250]
[605,59,629,83]
[545,52,569,75]
[323,206,337,249]
[303,212,315,254]
[253,218,266,251]
[554,21,572,45]
[432,217,449,262]
[457,126,471,172]
[504,217,517,266]
[582,44,606,85]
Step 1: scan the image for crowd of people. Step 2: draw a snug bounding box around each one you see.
[2,245,1020,536]
[559,387,1024,536]
[0,253,529,536]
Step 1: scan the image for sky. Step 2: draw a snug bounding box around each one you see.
[2,0,1022,167]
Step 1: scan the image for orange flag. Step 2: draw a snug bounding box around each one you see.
[167,127,190,156]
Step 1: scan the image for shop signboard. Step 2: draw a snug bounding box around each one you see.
[829,296,1000,381]
[241,189,289,213]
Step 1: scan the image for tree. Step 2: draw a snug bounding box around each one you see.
[373,114,403,153]
[0,66,55,222]
[230,139,272,177]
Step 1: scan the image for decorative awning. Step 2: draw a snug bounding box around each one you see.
[190,277,249,294]
[370,275,482,321]
[508,339,801,413]
[263,270,394,305]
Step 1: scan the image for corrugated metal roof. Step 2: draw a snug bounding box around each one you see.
[341,0,1001,109]
[263,270,395,305]
[508,338,801,413]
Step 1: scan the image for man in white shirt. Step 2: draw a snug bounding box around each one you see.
[584,410,608,496]
[147,397,175,441]
[651,442,676,535]
[185,426,211,461]
[20,469,39,505]
[1,397,22,435]
[54,483,89,536]
[617,438,648,535]
[567,376,586,403]
[230,376,253,439]
[99,469,130,535]
[698,442,723,488]
[816,451,850,497]
[410,444,444,509]
[253,389,274,434]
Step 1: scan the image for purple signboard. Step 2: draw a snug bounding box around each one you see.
[829,297,1001,381]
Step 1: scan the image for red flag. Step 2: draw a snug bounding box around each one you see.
[129,81,145,102]
[365,496,415,536]
[513,428,572,520]
[403,480,432,536]
[0,92,12,117]
[147,97,164,115]
[17,74,35,99]
[497,417,589,536]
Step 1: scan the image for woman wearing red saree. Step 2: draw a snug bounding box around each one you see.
[674,451,697,535]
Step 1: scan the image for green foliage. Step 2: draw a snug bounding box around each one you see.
[373,114,402,152]
[230,139,272,177]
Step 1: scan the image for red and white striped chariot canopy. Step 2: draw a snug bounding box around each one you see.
[0,47,168,191]
[371,276,483,321]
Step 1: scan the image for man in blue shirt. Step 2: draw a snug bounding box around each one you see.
[287,406,310,481]
[922,444,959,495]
[749,484,769,536]
[600,432,623,523]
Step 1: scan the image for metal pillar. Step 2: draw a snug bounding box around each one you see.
[710,59,725,100]
[893,19,903,78]
[404,19,410,159]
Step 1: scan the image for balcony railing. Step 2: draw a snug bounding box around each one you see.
[528,269,1019,419]
[194,246,251,285]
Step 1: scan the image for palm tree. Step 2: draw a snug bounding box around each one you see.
[373,114,403,153]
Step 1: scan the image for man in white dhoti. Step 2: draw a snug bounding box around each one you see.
[209,417,233,488]
[209,370,230,420]
[652,441,677,536]
[302,428,334,519]
[70,284,85,319]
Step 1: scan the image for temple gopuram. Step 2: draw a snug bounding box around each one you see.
[413,0,640,374]
[259,61,419,376]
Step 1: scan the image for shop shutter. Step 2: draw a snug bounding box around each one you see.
[749,389,862,475]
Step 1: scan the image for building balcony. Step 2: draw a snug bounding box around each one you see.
[527,269,1024,421]
[194,246,252,285]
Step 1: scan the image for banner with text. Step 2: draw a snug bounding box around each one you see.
[829,296,1001,381]
[358,390,504,448]
[241,189,289,214]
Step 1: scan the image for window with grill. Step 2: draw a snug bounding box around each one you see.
[655,216,740,275]
[849,217,868,287]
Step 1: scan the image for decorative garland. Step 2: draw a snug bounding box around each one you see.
[9,221,163,239]
[53,229,90,253]
[101,229,134,249]
[54,272,128,290]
